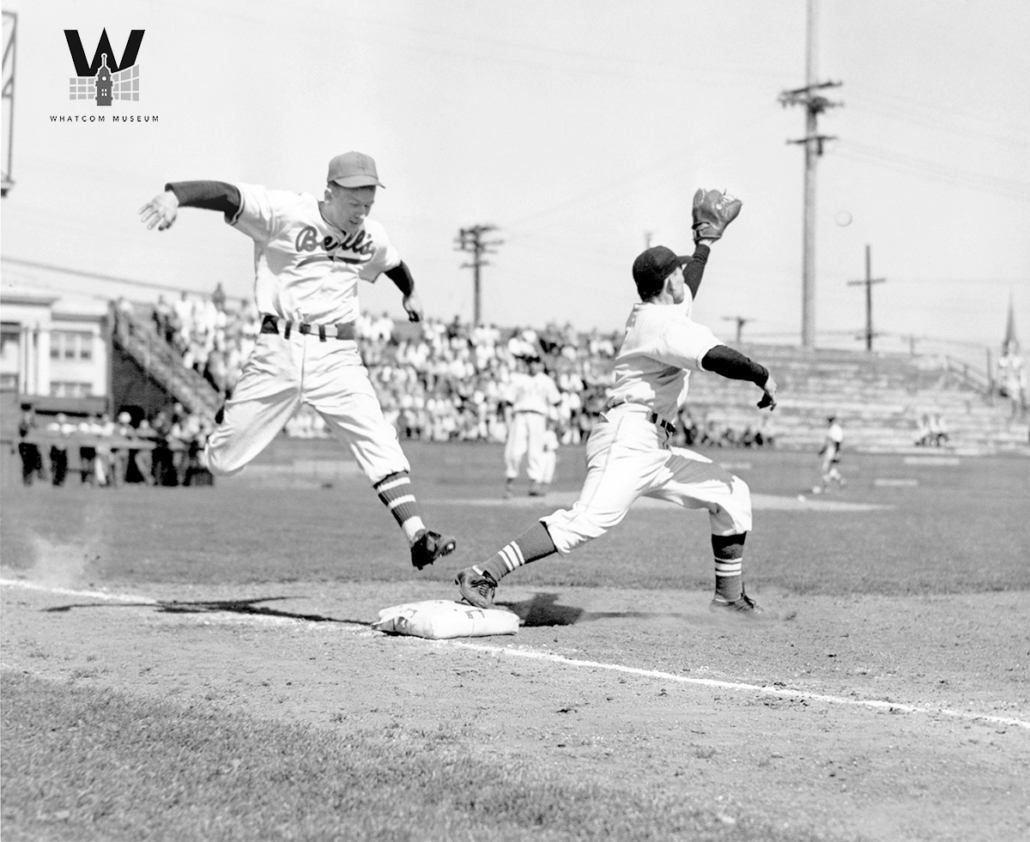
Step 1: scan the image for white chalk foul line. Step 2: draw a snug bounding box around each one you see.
[0,579,364,630]
[1,579,159,604]
[444,641,1030,731]
[4,579,1027,731]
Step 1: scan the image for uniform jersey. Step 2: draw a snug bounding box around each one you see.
[605,302,722,424]
[229,183,400,325]
[507,371,561,416]
[825,422,844,461]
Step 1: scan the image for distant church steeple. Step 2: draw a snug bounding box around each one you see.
[1002,290,1020,357]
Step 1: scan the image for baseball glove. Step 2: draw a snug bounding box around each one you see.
[692,188,743,243]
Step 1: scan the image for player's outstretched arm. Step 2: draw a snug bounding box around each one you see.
[701,344,778,410]
[683,242,712,301]
[139,190,179,231]
[139,181,241,232]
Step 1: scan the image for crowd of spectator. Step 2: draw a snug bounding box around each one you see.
[14,402,214,488]
[358,316,616,446]
[914,412,950,447]
[114,289,773,458]
[150,284,261,399]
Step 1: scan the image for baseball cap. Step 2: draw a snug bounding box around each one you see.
[632,245,690,295]
[327,151,384,188]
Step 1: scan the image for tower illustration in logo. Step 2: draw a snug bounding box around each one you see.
[65,29,144,104]
[95,54,112,105]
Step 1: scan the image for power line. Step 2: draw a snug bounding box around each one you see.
[832,141,1030,202]
[454,226,503,326]
[847,245,886,352]
[0,255,216,297]
[779,0,844,349]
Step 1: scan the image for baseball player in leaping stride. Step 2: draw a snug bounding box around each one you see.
[456,189,780,617]
[139,151,457,570]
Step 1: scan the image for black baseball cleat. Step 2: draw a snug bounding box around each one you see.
[410,530,457,570]
[455,567,498,609]
[708,588,775,619]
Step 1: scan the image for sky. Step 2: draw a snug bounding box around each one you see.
[2,0,1028,364]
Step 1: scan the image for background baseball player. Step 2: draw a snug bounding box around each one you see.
[138,151,456,570]
[456,190,780,617]
[538,419,560,495]
[813,414,846,493]
[502,354,561,498]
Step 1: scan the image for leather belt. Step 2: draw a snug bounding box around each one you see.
[607,400,676,435]
[260,314,357,341]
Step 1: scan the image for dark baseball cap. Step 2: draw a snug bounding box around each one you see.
[327,151,384,188]
[632,245,690,294]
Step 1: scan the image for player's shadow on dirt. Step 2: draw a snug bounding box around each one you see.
[500,592,664,627]
[43,597,371,626]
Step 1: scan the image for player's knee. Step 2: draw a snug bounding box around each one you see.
[203,441,244,476]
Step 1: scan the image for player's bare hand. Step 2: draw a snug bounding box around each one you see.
[757,374,778,410]
[139,190,180,231]
[402,291,424,323]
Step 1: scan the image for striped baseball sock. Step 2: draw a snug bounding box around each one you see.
[373,471,425,544]
[477,522,557,582]
[711,533,746,603]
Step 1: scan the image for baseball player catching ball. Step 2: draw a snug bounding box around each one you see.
[138,151,457,570]
[503,354,561,498]
[456,189,780,617]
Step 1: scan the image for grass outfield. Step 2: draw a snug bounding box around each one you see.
[2,441,1028,594]
[2,441,1028,842]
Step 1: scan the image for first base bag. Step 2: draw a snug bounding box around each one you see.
[373,600,519,640]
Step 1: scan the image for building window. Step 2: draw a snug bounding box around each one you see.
[50,381,93,398]
[1,324,20,391]
[51,330,94,361]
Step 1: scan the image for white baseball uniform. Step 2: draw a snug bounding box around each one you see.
[204,183,409,482]
[539,427,559,485]
[542,301,753,553]
[504,367,561,483]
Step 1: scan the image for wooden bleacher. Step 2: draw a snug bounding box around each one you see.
[683,345,1028,454]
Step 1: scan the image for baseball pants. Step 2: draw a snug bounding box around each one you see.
[504,410,547,482]
[542,404,753,554]
[205,331,410,483]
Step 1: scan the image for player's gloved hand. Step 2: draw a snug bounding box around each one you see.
[692,188,742,244]
[139,190,180,231]
[757,374,778,410]
[401,291,424,322]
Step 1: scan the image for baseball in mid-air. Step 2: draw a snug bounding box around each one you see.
[835,210,853,227]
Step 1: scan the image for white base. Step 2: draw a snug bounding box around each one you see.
[373,599,520,639]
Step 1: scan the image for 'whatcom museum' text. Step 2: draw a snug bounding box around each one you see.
[50,115,159,123]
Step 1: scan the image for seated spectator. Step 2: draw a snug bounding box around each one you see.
[930,413,950,447]
[131,417,160,485]
[45,412,75,487]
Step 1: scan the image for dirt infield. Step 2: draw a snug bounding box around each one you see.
[2,445,1029,841]
[3,575,1028,841]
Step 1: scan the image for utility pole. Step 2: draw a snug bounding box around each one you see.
[723,315,752,345]
[847,244,886,352]
[455,225,503,326]
[779,0,842,349]
[2,11,18,197]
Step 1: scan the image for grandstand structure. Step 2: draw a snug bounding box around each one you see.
[684,344,1027,453]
